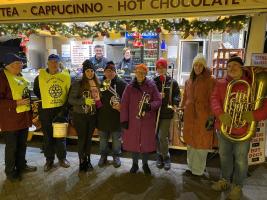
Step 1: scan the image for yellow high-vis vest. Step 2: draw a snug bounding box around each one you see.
[4,69,31,113]
[39,69,71,109]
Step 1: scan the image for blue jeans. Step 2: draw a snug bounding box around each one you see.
[217,132,250,186]
[99,130,121,156]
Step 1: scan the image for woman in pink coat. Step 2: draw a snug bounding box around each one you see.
[120,64,161,175]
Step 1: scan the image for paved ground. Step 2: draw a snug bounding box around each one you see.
[0,138,266,200]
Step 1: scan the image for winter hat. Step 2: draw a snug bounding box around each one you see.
[48,54,60,62]
[82,59,95,73]
[156,58,168,69]
[104,61,116,71]
[227,56,244,66]
[135,63,148,73]
[192,54,207,68]
[3,53,26,66]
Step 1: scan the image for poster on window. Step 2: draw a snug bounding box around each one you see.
[251,53,267,67]
[248,121,266,165]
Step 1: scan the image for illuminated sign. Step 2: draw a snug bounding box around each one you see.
[0,0,266,23]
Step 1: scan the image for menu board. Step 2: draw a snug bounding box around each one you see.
[248,121,266,165]
[70,41,90,65]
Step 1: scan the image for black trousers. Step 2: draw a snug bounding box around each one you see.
[39,107,66,162]
[72,112,96,161]
[4,128,28,177]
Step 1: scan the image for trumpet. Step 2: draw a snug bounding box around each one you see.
[101,79,120,106]
[136,92,150,119]
[82,90,95,114]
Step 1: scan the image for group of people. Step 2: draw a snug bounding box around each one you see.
[0,47,267,200]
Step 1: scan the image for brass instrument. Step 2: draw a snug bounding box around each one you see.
[176,108,185,144]
[82,90,95,114]
[136,92,150,119]
[155,76,166,133]
[221,66,267,142]
[101,79,120,106]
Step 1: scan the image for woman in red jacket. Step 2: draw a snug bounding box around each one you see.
[0,53,37,182]
[181,54,215,177]
[210,56,267,200]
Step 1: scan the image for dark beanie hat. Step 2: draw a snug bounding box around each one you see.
[227,56,244,66]
[82,59,95,73]
[104,61,116,71]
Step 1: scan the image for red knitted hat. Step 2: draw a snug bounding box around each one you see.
[156,58,168,69]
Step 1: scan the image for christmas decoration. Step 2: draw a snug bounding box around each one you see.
[0,15,248,39]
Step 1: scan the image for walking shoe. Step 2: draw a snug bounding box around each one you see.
[183,169,193,176]
[113,156,121,168]
[79,159,87,172]
[98,155,107,167]
[130,163,139,173]
[211,178,230,191]
[227,185,242,200]
[59,159,70,168]
[44,161,54,172]
[163,157,171,171]
[23,164,37,173]
[142,164,151,175]
[156,155,164,169]
[6,171,22,182]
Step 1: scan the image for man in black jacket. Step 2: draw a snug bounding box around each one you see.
[153,58,180,171]
[97,61,127,168]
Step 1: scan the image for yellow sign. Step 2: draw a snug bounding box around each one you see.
[0,0,267,23]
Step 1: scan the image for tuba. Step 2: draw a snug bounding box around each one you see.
[221,66,267,142]
[136,92,150,119]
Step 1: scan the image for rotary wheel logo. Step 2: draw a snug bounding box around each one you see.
[49,84,63,98]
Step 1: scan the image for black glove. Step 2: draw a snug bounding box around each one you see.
[121,121,129,130]
[205,115,215,131]
[142,102,151,112]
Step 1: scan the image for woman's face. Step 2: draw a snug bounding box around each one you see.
[85,69,95,79]
[193,62,204,76]
[135,68,147,82]
[124,50,131,60]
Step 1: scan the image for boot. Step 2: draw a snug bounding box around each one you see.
[130,163,139,173]
[87,156,93,171]
[142,164,151,175]
[156,154,164,169]
[79,158,87,172]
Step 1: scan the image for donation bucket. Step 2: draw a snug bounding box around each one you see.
[52,123,68,138]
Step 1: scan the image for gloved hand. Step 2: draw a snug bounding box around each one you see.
[121,121,129,130]
[219,113,232,126]
[142,102,151,112]
[85,98,95,106]
[241,111,254,123]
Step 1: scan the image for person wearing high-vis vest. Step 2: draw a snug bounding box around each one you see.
[33,54,71,172]
[0,53,37,182]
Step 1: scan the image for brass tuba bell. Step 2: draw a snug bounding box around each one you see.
[221,66,267,142]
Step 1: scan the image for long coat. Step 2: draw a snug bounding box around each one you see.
[120,78,161,153]
[181,69,216,149]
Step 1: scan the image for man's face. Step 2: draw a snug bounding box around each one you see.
[7,61,23,75]
[135,68,147,82]
[95,47,103,59]
[47,59,59,74]
[227,61,242,79]
[104,69,116,80]
[156,65,167,76]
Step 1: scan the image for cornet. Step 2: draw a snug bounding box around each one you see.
[136,92,150,119]
[101,79,120,106]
